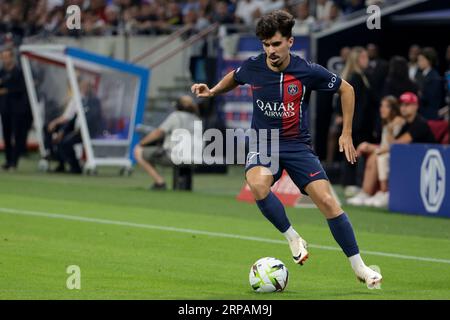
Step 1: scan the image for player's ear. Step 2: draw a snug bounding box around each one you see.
[288,37,294,48]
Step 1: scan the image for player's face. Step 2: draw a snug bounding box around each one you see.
[262,31,293,69]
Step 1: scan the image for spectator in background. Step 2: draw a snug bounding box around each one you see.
[166,2,184,27]
[446,45,450,71]
[82,9,106,35]
[326,46,350,165]
[292,1,316,35]
[408,44,422,82]
[44,91,77,172]
[0,48,31,171]
[259,0,285,15]
[382,56,418,98]
[235,0,263,27]
[366,44,388,102]
[365,43,387,144]
[445,45,450,119]
[347,96,404,207]
[341,47,373,144]
[342,0,366,15]
[133,95,201,190]
[182,0,201,16]
[133,1,162,35]
[56,77,103,174]
[395,91,436,144]
[101,4,120,35]
[1,2,26,40]
[327,46,351,77]
[322,2,343,28]
[90,0,107,22]
[315,0,334,22]
[417,47,444,120]
[183,9,198,31]
[198,0,216,21]
[340,46,372,192]
[211,0,236,24]
[24,0,48,36]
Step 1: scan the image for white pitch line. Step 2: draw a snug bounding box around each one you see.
[1,207,450,265]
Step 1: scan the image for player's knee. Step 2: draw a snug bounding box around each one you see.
[247,178,271,200]
[318,193,339,213]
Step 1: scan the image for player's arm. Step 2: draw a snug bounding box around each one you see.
[191,70,239,98]
[338,79,357,164]
[139,128,165,146]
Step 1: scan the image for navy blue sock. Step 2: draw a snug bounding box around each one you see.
[327,213,359,257]
[256,192,291,233]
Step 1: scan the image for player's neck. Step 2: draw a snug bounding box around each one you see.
[266,54,290,73]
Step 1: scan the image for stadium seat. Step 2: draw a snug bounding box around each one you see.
[428,120,450,144]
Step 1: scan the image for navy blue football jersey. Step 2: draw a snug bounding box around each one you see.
[234,53,342,151]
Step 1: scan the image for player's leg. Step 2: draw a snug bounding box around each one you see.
[245,165,309,265]
[304,179,382,288]
[133,145,165,187]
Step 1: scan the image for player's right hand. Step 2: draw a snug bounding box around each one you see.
[191,83,213,98]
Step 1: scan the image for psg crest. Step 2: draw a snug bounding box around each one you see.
[287,83,298,96]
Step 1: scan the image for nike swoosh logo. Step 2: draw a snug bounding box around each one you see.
[309,171,321,177]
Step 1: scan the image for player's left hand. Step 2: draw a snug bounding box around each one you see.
[339,133,357,164]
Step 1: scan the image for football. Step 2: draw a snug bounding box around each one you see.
[249,257,289,293]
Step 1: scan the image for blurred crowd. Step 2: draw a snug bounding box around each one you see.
[326,43,450,208]
[0,0,395,41]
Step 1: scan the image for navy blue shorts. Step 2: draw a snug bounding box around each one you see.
[245,144,328,195]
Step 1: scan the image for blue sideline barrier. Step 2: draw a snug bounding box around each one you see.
[390,143,449,218]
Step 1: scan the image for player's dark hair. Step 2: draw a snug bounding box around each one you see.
[255,10,295,40]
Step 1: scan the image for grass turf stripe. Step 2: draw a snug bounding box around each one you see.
[1,206,450,265]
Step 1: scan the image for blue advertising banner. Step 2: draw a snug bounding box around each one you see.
[389,144,450,218]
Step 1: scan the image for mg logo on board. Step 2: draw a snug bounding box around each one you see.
[420,149,446,213]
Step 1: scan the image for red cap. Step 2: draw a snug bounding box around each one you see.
[399,92,418,104]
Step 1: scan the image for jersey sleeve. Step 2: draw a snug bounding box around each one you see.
[307,62,342,92]
[233,58,252,85]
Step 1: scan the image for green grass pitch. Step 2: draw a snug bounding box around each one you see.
[1,156,450,299]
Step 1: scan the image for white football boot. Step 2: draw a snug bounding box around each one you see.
[289,237,309,265]
[355,265,383,289]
